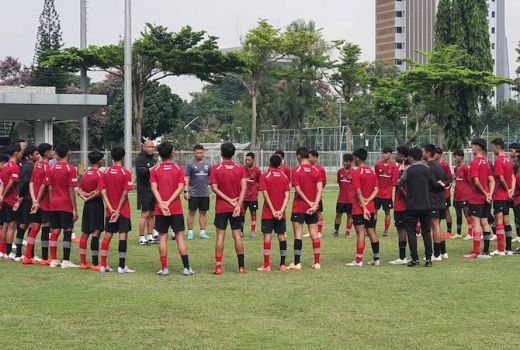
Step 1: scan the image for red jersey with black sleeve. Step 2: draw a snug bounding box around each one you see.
[337,167,354,204]
[352,165,378,215]
[209,160,246,214]
[279,163,292,183]
[314,163,327,186]
[469,156,492,205]
[101,165,133,218]
[454,163,471,202]
[440,160,453,198]
[1,160,20,206]
[45,161,78,213]
[79,167,103,194]
[393,165,406,212]
[150,161,185,216]
[31,160,51,211]
[291,163,322,214]
[493,155,513,201]
[375,161,396,199]
[259,169,290,219]
[244,166,262,201]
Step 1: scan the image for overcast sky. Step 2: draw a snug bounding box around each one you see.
[0,0,519,99]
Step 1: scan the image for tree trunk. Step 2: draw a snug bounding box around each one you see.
[251,90,258,151]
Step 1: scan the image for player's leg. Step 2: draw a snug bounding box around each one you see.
[40,218,51,264]
[49,212,63,266]
[463,205,473,239]
[15,223,28,259]
[117,230,134,274]
[383,208,391,237]
[0,222,7,256]
[23,220,41,263]
[277,226,288,271]
[346,217,365,267]
[90,230,101,270]
[366,216,380,266]
[317,211,324,236]
[503,213,512,254]
[213,213,227,274]
[419,211,433,266]
[332,211,342,237]
[308,215,320,269]
[389,212,407,265]
[60,211,78,268]
[445,200,453,238]
[199,197,210,239]
[514,205,520,244]
[79,231,90,268]
[346,211,353,237]
[493,205,505,255]
[100,218,114,272]
[405,211,420,266]
[250,207,257,239]
[157,227,169,276]
[231,214,246,273]
[147,212,157,242]
[431,214,442,260]
[454,204,463,238]
[439,210,448,259]
[5,218,17,259]
[289,215,304,270]
[258,230,272,272]
[187,207,196,241]
[173,215,192,275]
[464,205,483,258]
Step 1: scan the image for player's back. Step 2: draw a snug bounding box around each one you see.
[292,163,321,201]
[47,161,77,211]
[209,160,245,213]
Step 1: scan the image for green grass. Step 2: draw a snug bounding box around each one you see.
[1,190,520,349]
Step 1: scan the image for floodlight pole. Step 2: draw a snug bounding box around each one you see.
[124,0,132,168]
[80,0,88,168]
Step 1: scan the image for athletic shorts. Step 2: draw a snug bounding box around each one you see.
[453,201,468,210]
[3,203,20,224]
[188,197,210,212]
[30,209,51,224]
[0,208,4,226]
[446,197,452,207]
[493,200,510,215]
[514,205,520,226]
[155,214,185,234]
[375,198,393,211]
[318,200,324,213]
[261,218,286,234]
[243,201,258,212]
[431,208,446,220]
[353,213,376,228]
[291,212,318,225]
[137,192,155,212]
[214,213,243,230]
[50,211,74,230]
[105,216,132,234]
[508,200,515,210]
[394,211,406,229]
[336,203,352,214]
[18,198,33,225]
[81,199,105,234]
[469,203,491,219]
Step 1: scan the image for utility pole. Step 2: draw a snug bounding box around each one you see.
[124,0,132,168]
[80,0,88,169]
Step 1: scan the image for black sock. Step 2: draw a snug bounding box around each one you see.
[294,239,302,265]
[63,230,72,260]
[440,240,447,254]
[41,227,50,260]
[371,241,380,261]
[6,240,12,255]
[279,240,287,266]
[433,243,441,257]
[118,240,127,268]
[15,226,26,257]
[91,236,100,265]
[483,232,491,253]
[237,254,244,268]
[505,225,513,251]
[447,222,452,234]
[334,223,340,231]
[181,254,190,269]
[399,240,407,260]
[456,216,463,235]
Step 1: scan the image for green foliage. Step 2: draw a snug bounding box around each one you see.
[435,0,455,47]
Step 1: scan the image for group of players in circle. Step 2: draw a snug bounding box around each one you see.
[0,136,517,275]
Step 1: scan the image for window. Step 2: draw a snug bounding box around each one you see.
[396,26,403,34]
[395,43,403,49]
[396,11,403,17]
[491,43,495,50]
[492,11,495,18]
[395,59,403,66]
[492,27,495,34]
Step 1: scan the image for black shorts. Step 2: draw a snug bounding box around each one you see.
[469,203,492,219]
[454,201,468,210]
[336,203,352,214]
[243,201,258,212]
[431,208,446,220]
[493,200,510,215]
[188,197,210,212]
[446,197,452,207]
[214,213,243,230]
[261,218,286,234]
[3,204,19,224]
[155,214,185,234]
[30,209,51,224]
[137,192,155,212]
[19,198,33,225]
[318,200,324,213]
[81,200,105,234]
[0,208,4,226]
[514,205,520,226]
[353,214,377,228]
[375,198,393,211]
[291,212,318,225]
[508,200,515,210]
[105,216,132,234]
[50,211,74,230]
[394,211,406,229]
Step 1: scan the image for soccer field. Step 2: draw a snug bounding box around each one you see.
[1,190,520,349]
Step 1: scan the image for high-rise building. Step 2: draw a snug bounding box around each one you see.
[487,0,511,103]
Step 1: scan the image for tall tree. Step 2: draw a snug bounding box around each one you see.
[435,0,455,47]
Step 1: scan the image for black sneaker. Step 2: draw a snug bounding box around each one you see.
[424,259,433,267]
[407,260,419,267]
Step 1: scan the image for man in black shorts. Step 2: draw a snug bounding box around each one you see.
[136,140,157,245]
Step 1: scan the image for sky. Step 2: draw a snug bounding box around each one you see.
[0,0,519,100]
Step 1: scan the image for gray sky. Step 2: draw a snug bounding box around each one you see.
[0,0,519,99]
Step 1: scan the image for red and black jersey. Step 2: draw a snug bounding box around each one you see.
[337,167,354,204]
[209,160,246,214]
[352,165,378,215]
[259,169,290,220]
[101,165,133,218]
[150,161,185,216]
[454,163,471,202]
[291,164,322,214]
[469,156,492,204]
[45,161,78,213]
[244,166,262,201]
[375,161,396,199]
[493,155,513,201]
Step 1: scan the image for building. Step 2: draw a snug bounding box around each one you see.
[487,0,511,103]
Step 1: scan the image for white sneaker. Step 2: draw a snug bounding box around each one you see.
[152,229,159,240]
[22,240,27,246]
[157,268,170,276]
[118,266,135,274]
[442,253,449,259]
[491,234,497,241]
[368,260,380,266]
[138,237,148,246]
[345,260,363,267]
[100,266,113,273]
[512,237,520,243]
[490,250,506,256]
[388,258,408,265]
[302,233,310,238]
[431,255,442,261]
[451,234,462,240]
[71,232,77,241]
[7,252,16,260]
[61,260,80,269]
[463,235,473,241]
[146,234,154,244]
[182,267,195,276]
[14,256,23,262]
[477,253,492,260]
[49,259,62,268]
[505,250,514,256]
[287,262,302,270]
[33,256,42,263]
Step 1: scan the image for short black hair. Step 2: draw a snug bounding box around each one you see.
[111,146,125,162]
[38,143,53,158]
[23,145,37,158]
[309,150,319,157]
[0,153,9,163]
[491,138,505,150]
[343,153,354,162]
[193,144,204,151]
[18,138,26,143]
[269,154,282,168]
[509,142,520,152]
[246,152,255,159]
[471,138,487,151]
[55,143,69,158]
[353,148,368,161]
[435,146,443,155]
[396,145,409,158]
[88,150,104,165]
[382,147,393,154]
[220,142,235,159]
[157,141,174,159]
[453,150,464,157]
[296,146,309,159]
[7,144,21,156]
[423,144,436,157]
[274,150,285,159]
[409,147,422,161]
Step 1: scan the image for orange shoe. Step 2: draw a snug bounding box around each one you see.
[238,267,247,274]
[80,262,91,270]
[22,256,34,265]
[212,266,222,275]
[256,265,271,272]
[90,264,102,271]
[39,259,51,266]
[278,265,289,272]
[444,232,452,239]
[72,238,81,244]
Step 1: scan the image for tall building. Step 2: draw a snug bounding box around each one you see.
[487,0,511,103]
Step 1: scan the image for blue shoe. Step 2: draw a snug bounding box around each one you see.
[187,231,194,240]
[199,233,210,239]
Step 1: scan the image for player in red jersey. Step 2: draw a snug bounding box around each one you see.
[257,155,291,272]
[76,150,105,270]
[374,147,396,237]
[151,142,193,276]
[0,144,22,260]
[209,143,247,274]
[435,147,454,238]
[288,146,323,271]
[309,150,327,237]
[332,153,354,238]
[242,152,262,239]
[0,153,10,258]
[389,145,410,265]
[490,138,515,256]
[100,147,135,274]
[464,139,495,259]
[452,150,473,240]
[44,143,79,268]
[274,150,292,182]
[346,148,380,267]
[510,143,520,245]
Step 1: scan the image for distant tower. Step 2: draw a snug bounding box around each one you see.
[487,0,511,103]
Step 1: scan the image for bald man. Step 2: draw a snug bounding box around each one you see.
[136,140,158,245]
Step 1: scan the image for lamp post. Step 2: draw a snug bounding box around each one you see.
[80,0,88,169]
[123,0,132,168]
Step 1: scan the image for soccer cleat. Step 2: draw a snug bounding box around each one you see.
[100,266,113,273]
[80,262,91,270]
[182,267,195,276]
[368,260,380,266]
[312,263,321,270]
[463,252,478,259]
[152,230,159,242]
[118,266,135,274]
[505,250,514,256]
[187,231,194,240]
[61,260,80,269]
[238,267,247,274]
[463,235,473,241]
[382,231,389,237]
[287,262,302,270]
[407,260,419,267]
[212,266,222,275]
[490,250,506,256]
[431,255,442,262]
[330,231,339,238]
[441,253,449,260]
[444,232,452,239]
[33,256,42,264]
[49,259,61,268]
[512,237,520,243]
[90,264,102,271]
[250,232,256,239]
[7,252,16,260]
[477,253,492,260]
[345,260,363,267]
[199,232,210,239]
[491,234,497,241]
[515,247,520,254]
[39,259,52,266]
[14,256,23,262]
[424,260,433,267]
[389,258,408,265]
[256,266,271,272]
[138,237,149,246]
[278,265,289,272]
[157,268,170,276]
[146,234,154,244]
[22,256,34,265]
[451,234,461,240]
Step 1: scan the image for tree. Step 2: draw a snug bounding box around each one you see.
[514,42,520,95]
[435,0,455,48]
[0,56,31,86]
